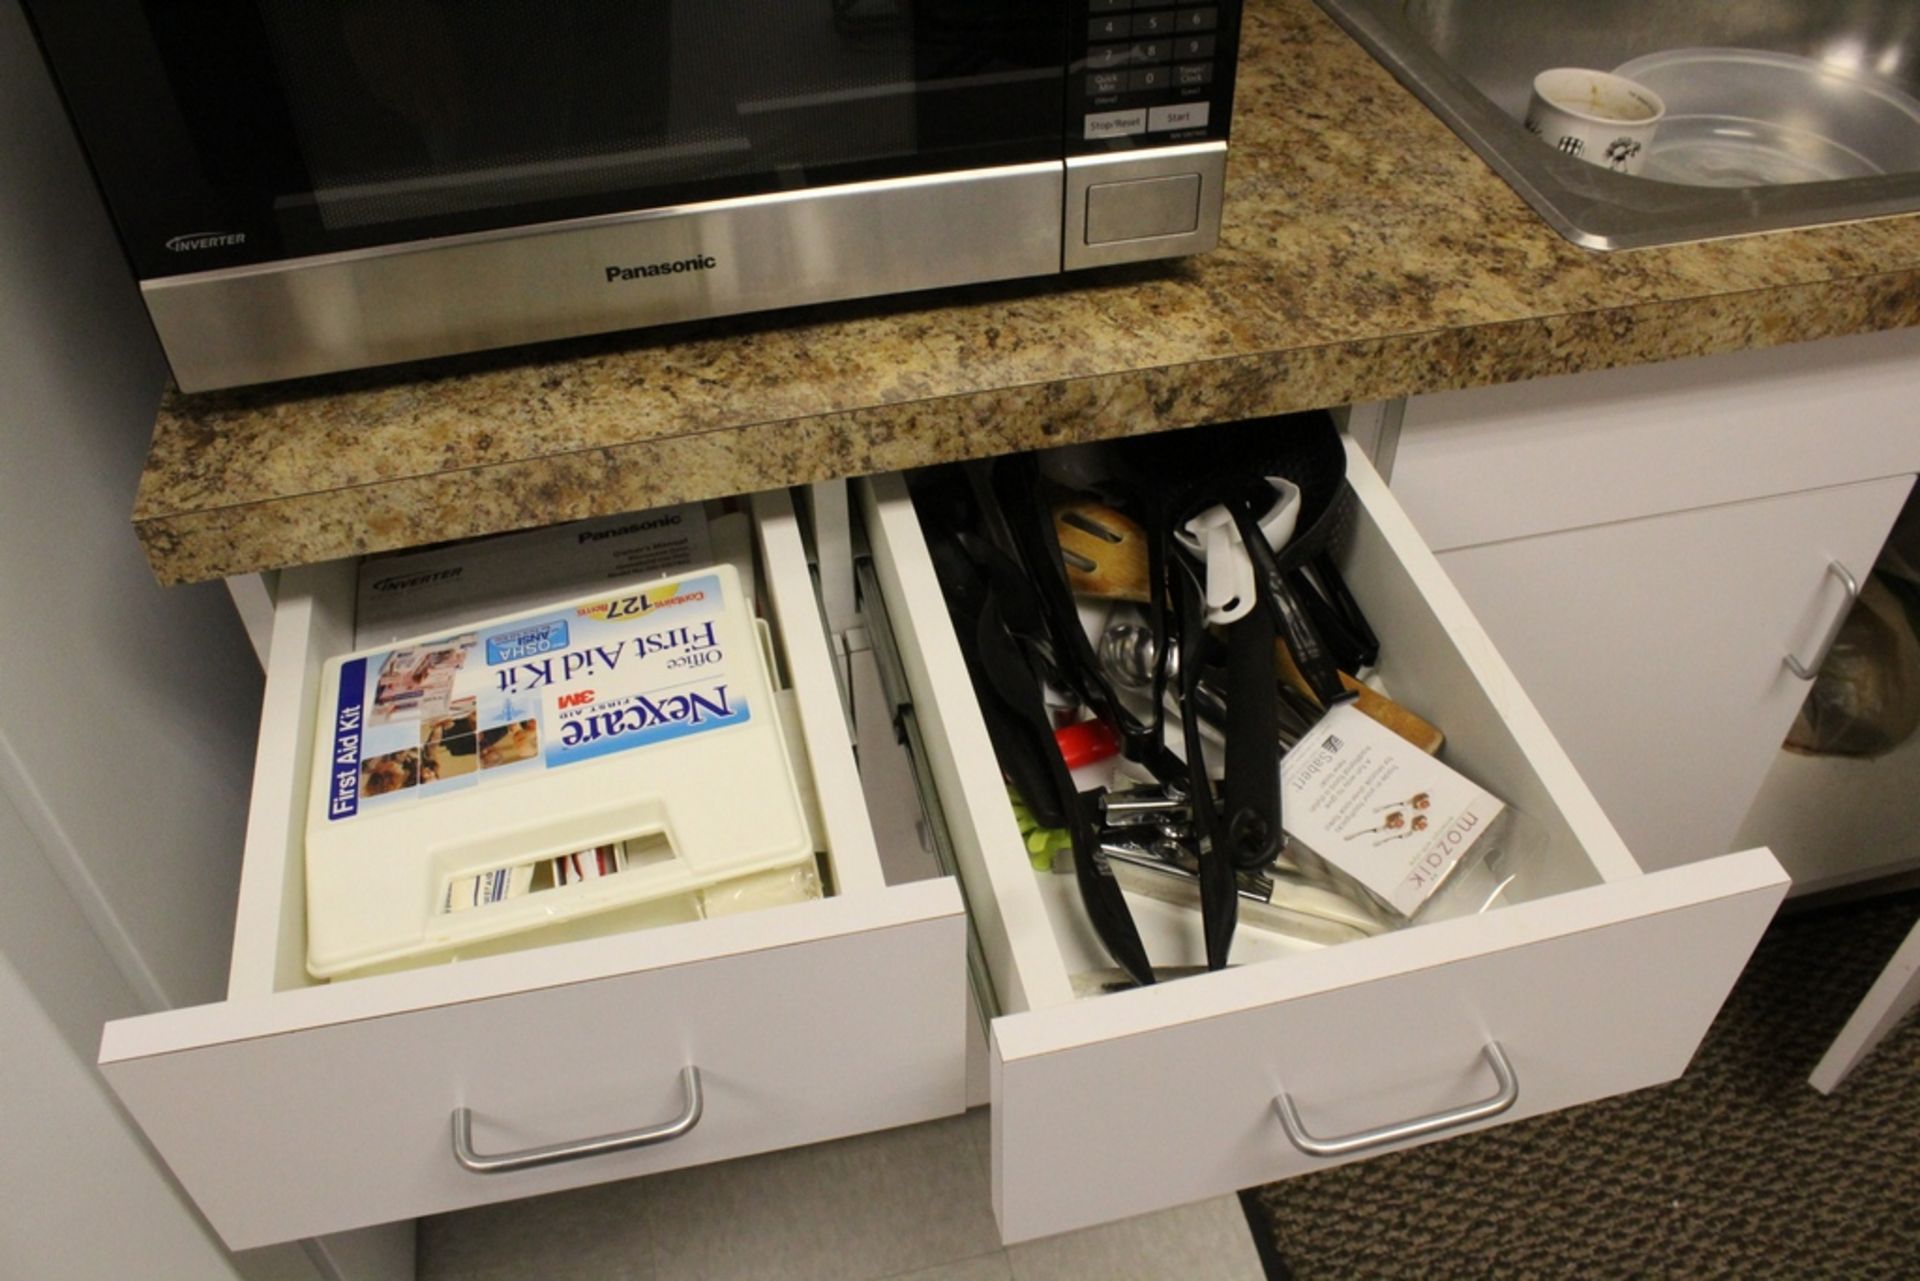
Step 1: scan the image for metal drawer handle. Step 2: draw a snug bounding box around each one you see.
[1785,561,1861,681]
[452,1066,704,1175]
[1273,1042,1517,1158]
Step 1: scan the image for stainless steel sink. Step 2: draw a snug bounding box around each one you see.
[1313,0,1920,248]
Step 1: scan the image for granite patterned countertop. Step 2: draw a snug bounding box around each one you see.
[135,0,1920,585]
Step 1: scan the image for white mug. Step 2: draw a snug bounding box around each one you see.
[1525,68,1666,175]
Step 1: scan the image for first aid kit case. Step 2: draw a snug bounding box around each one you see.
[305,562,814,979]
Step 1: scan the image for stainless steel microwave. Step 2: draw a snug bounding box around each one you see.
[23,1,1243,392]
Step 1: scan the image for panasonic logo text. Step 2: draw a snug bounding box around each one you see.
[579,514,682,544]
[606,255,718,283]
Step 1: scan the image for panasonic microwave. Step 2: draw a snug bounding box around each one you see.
[22,1,1244,392]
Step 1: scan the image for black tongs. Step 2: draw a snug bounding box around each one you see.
[920,467,1158,987]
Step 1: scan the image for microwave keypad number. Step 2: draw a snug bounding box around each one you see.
[1082,3,1224,142]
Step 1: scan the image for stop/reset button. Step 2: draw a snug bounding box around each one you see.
[1085,173,1203,245]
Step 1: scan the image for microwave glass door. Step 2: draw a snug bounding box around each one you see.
[25,1,1072,280]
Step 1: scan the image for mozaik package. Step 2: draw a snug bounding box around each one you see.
[304,564,813,979]
[1280,702,1516,923]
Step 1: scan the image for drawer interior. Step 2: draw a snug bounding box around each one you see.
[227,489,897,1000]
[863,437,1645,1017]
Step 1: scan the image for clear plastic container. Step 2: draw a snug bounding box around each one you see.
[1612,48,1920,186]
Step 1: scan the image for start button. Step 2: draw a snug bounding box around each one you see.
[1149,103,1213,133]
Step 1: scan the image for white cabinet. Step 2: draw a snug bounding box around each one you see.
[859,440,1786,1244]
[1432,479,1913,872]
[1391,328,1920,877]
[101,432,1800,1264]
[1387,328,1920,553]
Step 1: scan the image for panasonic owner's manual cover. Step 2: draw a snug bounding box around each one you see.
[303,564,812,979]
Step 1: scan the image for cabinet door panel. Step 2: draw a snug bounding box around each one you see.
[1435,477,1913,872]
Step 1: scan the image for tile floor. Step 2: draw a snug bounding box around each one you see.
[418,1110,1265,1281]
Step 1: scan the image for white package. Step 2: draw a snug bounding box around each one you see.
[1281,702,1512,922]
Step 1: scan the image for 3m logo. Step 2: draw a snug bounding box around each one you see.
[165,231,247,253]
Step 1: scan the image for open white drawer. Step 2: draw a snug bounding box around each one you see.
[859,437,1790,1245]
[97,490,967,1251]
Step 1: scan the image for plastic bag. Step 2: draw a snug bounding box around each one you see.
[1786,572,1920,758]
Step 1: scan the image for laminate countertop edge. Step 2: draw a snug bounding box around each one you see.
[134,266,1920,586]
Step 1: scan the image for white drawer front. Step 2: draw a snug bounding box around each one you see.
[100,490,967,1249]
[987,852,1781,1242]
[860,437,1789,1244]
[101,885,963,1250]
[1396,326,1920,552]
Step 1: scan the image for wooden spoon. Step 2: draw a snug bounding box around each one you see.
[1273,641,1444,755]
[1053,501,1445,754]
[1054,499,1152,602]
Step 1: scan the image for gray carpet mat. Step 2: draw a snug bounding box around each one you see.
[1250,890,1920,1280]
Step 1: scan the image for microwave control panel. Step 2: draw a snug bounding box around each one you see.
[1073,0,1242,153]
